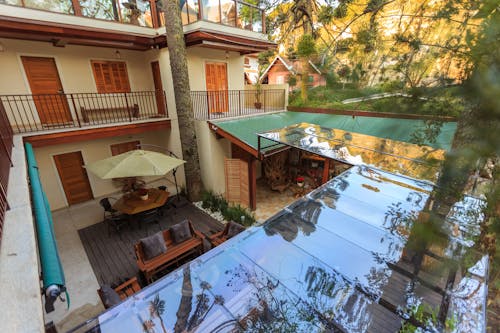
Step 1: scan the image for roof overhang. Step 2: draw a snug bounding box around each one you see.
[185,30,276,54]
[0,15,159,50]
[0,15,275,52]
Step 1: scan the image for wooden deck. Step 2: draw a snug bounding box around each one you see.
[78,201,224,287]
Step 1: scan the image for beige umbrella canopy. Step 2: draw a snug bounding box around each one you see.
[85,149,185,179]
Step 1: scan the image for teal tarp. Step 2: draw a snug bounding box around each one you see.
[213,111,457,152]
[25,143,65,290]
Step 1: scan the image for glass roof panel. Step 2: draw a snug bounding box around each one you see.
[257,123,446,182]
[70,166,486,333]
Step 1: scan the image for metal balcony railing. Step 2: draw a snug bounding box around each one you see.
[191,89,286,120]
[3,0,266,33]
[0,90,168,134]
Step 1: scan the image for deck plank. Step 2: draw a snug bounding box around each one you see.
[78,202,224,286]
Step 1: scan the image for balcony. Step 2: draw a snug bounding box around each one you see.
[191,89,286,120]
[2,0,266,33]
[0,91,168,134]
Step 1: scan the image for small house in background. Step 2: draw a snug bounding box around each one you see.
[260,55,326,90]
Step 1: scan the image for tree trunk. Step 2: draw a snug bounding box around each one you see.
[174,267,193,333]
[163,0,203,201]
[300,59,309,102]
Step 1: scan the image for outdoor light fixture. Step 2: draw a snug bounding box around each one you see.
[115,50,122,59]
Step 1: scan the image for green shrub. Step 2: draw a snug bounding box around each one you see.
[201,190,255,226]
[222,204,255,226]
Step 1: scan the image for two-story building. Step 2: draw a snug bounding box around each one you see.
[0,1,280,330]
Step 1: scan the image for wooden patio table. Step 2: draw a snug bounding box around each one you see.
[113,188,169,215]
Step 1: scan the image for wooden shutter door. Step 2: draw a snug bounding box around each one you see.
[224,158,249,207]
[205,62,228,113]
[21,56,72,124]
[54,151,93,205]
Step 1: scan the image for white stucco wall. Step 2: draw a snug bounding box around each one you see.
[186,46,245,91]
[0,38,157,95]
[195,120,230,194]
[32,130,178,210]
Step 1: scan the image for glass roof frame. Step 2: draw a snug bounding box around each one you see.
[256,122,446,183]
[68,142,487,333]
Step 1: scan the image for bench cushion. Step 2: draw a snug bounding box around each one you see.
[140,232,167,260]
[100,285,121,308]
[227,221,245,238]
[170,220,192,244]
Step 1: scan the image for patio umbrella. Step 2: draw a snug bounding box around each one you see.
[85,149,185,179]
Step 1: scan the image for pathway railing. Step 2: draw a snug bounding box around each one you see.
[0,90,168,134]
[191,89,286,120]
[0,100,13,243]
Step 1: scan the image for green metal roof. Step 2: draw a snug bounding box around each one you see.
[213,111,457,151]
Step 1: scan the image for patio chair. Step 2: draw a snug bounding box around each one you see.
[208,221,246,247]
[137,208,161,234]
[100,197,129,237]
[99,197,118,219]
[98,276,141,309]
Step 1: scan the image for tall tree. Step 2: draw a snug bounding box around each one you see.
[162,0,203,201]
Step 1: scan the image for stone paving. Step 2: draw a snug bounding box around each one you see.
[254,179,300,223]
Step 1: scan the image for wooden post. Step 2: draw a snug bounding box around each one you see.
[249,158,257,210]
[322,158,330,184]
[150,0,159,28]
[261,9,265,33]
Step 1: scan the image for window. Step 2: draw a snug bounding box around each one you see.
[276,75,284,84]
[91,61,131,93]
[110,140,140,156]
[308,75,314,83]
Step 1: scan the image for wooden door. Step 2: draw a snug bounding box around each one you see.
[205,62,228,113]
[21,56,72,125]
[151,61,167,115]
[54,151,93,205]
[225,158,249,207]
[110,140,140,156]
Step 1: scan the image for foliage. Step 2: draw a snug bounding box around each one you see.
[296,34,316,58]
[287,74,298,87]
[201,190,255,226]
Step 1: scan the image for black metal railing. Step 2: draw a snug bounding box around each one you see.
[0,100,13,242]
[191,89,286,120]
[0,90,168,134]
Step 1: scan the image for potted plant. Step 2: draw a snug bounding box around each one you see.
[137,188,149,200]
[253,51,272,109]
[254,82,262,109]
[296,176,304,187]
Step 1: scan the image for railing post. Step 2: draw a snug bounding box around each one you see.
[198,0,203,20]
[263,89,266,112]
[238,90,241,116]
[69,94,82,128]
[262,8,265,33]
[124,92,132,122]
[205,91,210,120]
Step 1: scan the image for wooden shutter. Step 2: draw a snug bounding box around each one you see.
[110,140,140,156]
[91,61,131,93]
[224,158,249,207]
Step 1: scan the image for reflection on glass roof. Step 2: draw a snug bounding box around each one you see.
[70,166,486,333]
[257,122,446,182]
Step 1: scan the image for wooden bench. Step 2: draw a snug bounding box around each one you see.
[134,221,204,283]
[81,103,139,123]
[208,221,245,247]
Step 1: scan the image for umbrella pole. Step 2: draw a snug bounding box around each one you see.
[173,168,180,202]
